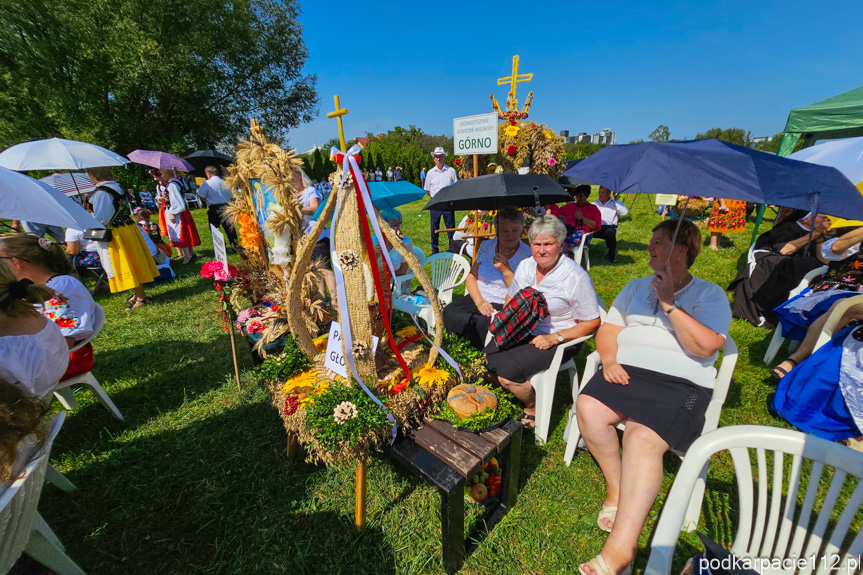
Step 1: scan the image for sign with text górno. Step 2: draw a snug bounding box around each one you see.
[453,112,498,155]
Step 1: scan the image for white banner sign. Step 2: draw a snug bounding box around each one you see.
[210,224,229,270]
[453,112,498,155]
[324,321,379,379]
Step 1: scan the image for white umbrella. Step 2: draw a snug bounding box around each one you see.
[0,137,128,171]
[788,137,863,184]
[39,172,97,197]
[0,167,104,230]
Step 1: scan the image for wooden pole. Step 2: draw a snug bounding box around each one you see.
[473,154,478,178]
[355,457,367,530]
[228,324,242,392]
[286,432,297,457]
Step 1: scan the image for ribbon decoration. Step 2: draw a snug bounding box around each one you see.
[330,146,463,380]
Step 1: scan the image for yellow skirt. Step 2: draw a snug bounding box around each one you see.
[107,225,158,293]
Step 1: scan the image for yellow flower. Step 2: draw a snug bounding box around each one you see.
[544,130,554,140]
[395,326,418,339]
[413,363,450,387]
[283,369,318,394]
[313,335,329,352]
[504,125,520,137]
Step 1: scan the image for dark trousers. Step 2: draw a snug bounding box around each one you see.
[207,203,239,247]
[594,224,618,257]
[442,296,503,350]
[430,209,455,254]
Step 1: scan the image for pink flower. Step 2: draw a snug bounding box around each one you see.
[246,320,265,334]
[548,158,557,166]
[201,261,238,281]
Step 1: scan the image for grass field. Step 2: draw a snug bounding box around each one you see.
[14,198,851,575]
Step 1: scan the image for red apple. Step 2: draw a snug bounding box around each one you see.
[470,483,488,503]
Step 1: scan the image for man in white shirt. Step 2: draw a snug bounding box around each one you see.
[386,167,393,181]
[423,147,458,254]
[196,165,239,249]
[592,186,629,263]
[374,168,383,181]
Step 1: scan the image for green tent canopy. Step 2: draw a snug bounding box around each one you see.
[777,85,863,156]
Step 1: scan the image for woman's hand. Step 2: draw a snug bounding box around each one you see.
[651,264,675,306]
[492,252,512,273]
[530,334,556,350]
[477,300,495,317]
[602,362,630,385]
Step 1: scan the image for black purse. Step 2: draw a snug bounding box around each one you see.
[82,228,112,242]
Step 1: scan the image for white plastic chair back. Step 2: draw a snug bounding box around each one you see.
[0,412,64,573]
[424,253,470,305]
[813,293,863,352]
[646,425,863,575]
[411,245,426,267]
[69,304,105,353]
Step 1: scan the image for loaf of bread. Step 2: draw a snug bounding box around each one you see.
[446,384,498,419]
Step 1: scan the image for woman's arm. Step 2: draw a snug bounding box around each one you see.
[466,262,495,316]
[595,323,630,384]
[829,226,863,254]
[653,268,725,357]
[301,196,320,215]
[65,240,81,256]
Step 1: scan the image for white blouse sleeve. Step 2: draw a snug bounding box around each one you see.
[166,182,187,215]
[507,258,531,299]
[605,280,636,327]
[821,237,861,262]
[568,272,601,321]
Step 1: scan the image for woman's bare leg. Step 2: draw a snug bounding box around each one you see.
[576,394,626,525]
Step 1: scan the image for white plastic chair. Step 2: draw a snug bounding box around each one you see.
[763,265,829,364]
[563,326,738,528]
[567,232,592,270]
[485,294,607,445]
[813,293,863,352]
[645,425,863,575]
[52,305,124,421]
[393,253,470,305]
[411,245,426,267]
[0,412,86,574]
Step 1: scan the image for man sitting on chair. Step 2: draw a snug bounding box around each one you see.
[592,186,628,263]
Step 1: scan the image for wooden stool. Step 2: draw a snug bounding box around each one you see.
[389,418,522,574]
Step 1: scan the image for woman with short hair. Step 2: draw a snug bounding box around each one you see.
[443,206,532,349]
[576,218,731,575]
[484,214,601,427]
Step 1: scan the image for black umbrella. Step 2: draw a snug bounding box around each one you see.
[184,150,233,177]
[558,159,594,189]
[423,173,572,211]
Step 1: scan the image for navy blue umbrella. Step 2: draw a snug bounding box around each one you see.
[563,138,863,218]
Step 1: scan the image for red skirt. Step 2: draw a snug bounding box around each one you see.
[168,210,201,248]
[60,343,95,382]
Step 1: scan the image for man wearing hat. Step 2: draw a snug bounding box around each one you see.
[424,147,458,253]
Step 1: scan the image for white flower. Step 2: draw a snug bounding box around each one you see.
[333,401,358,424]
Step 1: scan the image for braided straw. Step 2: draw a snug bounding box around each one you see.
[375,213,443,366]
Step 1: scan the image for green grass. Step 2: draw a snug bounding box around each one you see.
[19,200,854,574]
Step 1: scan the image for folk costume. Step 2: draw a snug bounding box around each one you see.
[165,178,201,249]
[89,181,158,293]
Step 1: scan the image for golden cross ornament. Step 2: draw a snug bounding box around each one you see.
[497,55,532,111]
[326,95,349,152]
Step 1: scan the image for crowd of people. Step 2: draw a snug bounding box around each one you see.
[5,148,863,575]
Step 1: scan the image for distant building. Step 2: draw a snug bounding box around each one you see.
[560,128,616,145]
[592,129,616,145]
[751,136,774,146]
[559,130,570,139]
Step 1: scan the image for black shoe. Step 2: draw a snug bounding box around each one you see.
[609,256,617,263]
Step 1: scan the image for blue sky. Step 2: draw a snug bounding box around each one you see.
[285,1,863,152]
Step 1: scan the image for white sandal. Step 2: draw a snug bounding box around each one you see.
[578,554,632,575]
[597,504,617,533]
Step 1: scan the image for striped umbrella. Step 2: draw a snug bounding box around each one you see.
[39,172,97,197]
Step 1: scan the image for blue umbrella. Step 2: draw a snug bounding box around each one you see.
[563,138,863,218]
[311,180,427,220]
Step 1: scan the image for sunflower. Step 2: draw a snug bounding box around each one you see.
[283,369,319,394]
[413,363,450,387]
[504,124,520,137]
[312,334,329,352]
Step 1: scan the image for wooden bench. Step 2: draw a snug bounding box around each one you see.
[389,418,522,574]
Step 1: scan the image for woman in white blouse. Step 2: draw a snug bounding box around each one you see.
[0,259,69,399]
[484,215,601,427]
[443,206,532,349]
[575,218,731,575]
[1,234,103,383]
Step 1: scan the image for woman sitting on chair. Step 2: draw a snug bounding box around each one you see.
[576,218,731,575]
[484,214,601,428]
[443,206,532,349]
[0,234,103,383]
[0,260,69,399]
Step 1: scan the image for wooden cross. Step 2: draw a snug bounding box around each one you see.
[497,55,532,110]
[326,95,349,152]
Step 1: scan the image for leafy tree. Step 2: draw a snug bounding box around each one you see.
[0,0,318,154]
[695,127,752,147]
[649,125,671,142]
[628,139,645,144]
[563,142,606,160]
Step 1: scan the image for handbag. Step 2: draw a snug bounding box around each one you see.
[82,228,112,242]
